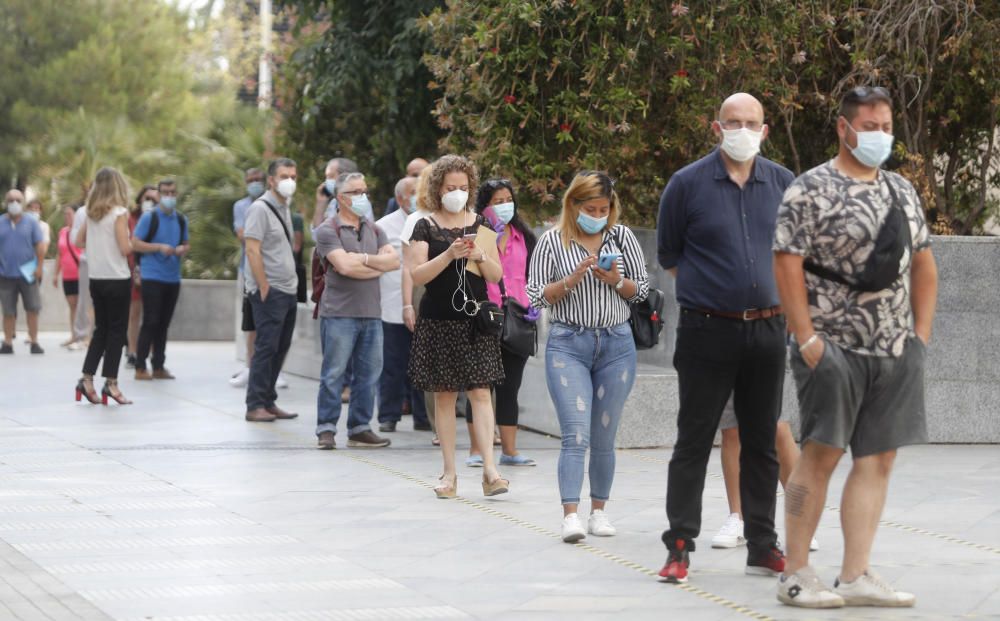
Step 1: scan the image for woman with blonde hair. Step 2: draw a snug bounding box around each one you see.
[75,167,134,405]
[407,155,509,498]
[526,170,649,542]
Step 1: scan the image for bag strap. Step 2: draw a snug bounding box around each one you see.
[143,211,159,244]
[260,199,292,247]
[608,226,629,279]
[64,228,80,266]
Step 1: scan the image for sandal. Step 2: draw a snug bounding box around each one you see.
[482,474,509,497]
[434,474,457,499]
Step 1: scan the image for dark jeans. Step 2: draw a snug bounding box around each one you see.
[377,322,429,426]
[465,348,528,426]
[136,280,180,371]
[246,289,297,411]
[663,310,786,553]
[82,279,131,378]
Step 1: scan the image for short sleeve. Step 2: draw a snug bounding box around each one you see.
[773,180,815,258]
[243,203,268,242]
[899,178,931,252]
[233,200,247,232]
[133,212,151,241]
[314,223,344,259]
[410,217,431,244]
[30,220,43,245]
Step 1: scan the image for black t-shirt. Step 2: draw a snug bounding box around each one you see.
[411,214,488,321]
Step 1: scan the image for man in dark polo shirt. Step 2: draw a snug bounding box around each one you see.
[313,172,400,450]
[656,92,794,584]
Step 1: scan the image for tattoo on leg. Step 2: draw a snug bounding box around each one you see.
[786,483,810,517]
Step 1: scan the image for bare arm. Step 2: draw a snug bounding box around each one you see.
[75,221,87,249]
[411,239,471,286]
[474,250,504,284]
[362,244,400,272]
[910,248,938,343]
[401,258,416,331]
[245,238,270,299]
[131,237,173,256]
[293,229,304,254]
[114,214,132,257]
[327,249,383,280]
[774,251,822,367]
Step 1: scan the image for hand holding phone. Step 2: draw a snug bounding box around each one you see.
[463,232,477,247]
[597,253,621,270]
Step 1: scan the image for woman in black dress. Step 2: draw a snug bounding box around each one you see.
[408,155,508,499]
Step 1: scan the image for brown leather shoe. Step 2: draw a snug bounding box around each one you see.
[266,405,298,420]
[245,408,277,422]
[317,431,335,450]
[135,369,153,381]
[152,368,175,379]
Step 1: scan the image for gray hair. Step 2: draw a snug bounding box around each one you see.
[394,177,415,201]
[337,171,365,188]
[326,157,358,175]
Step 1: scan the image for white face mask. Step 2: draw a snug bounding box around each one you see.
[720,127,764,162]
[141,200,155,213]
[6,201,23,217]
[441,189,468,213]
[277,178,297,198]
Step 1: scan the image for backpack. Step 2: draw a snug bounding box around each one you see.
[309,216,383,319]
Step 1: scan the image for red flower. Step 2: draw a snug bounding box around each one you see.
[560,123,572,132]
[491,47,500,54]
[675,69,689,78]
[503,94,516,104]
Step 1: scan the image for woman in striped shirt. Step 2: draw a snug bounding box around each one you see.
[527,170,649,543]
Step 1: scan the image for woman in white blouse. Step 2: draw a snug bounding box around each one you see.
[526,171,649,543]
[75,167,134,405]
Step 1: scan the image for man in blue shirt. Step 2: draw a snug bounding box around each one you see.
[230,167,265,388]
[0,189,45,354]
[655,93,794,584]
[131,179,189,379]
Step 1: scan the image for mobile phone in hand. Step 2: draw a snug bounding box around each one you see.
[463,232,477,245]
[597,253,621,270]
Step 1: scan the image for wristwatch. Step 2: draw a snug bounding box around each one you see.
[615,276,625,290]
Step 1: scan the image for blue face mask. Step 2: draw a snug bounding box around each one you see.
[160,196,177,211]
[577,212,608,235]
[350,194,371,217]
[324,179,337,196]
[409,194,417,212]
[25,211,40,221]
[491,202,515,225]
[844,121,894,168]
[247,181,265,198]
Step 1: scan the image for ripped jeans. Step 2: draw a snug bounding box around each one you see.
[545,321,636,505]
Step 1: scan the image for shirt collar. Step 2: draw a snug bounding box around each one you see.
[333,211,366,231]
[712,148,764,183]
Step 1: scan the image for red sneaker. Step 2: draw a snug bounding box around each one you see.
[746,544,786,576]
[658,539,690,583]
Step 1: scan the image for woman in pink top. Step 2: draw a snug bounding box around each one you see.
[53,205,83,348]
[464,179,538,467]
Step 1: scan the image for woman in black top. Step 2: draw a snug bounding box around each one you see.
[408,155,508,499]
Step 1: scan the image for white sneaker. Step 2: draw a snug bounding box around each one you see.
[587,510,617,537]
[777,566,845,608]
[810,537,820,552]
[561,513,586,543]
[229,367,250,387]
[276,373,289,389]
[711,512,746,548]
[834,570,915,607]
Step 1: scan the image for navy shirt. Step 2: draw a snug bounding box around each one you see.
[657,149,794,312]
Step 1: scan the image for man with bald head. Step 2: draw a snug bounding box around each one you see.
[1,189,46,353]
[656,93,794,583]
[383,157,429,216]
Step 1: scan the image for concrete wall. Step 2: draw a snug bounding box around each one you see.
[15,260,235,341]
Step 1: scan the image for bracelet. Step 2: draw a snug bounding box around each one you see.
[363,253,369,266]
[799,334,820,352]
[403,305,413,311]
[562,277,572,292]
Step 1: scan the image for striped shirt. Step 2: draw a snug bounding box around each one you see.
[527,224,649,328]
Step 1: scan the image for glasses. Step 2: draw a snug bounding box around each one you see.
[340,189,367,197]
[843,86,891,102]
[719,120,764,131]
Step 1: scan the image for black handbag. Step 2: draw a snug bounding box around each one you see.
[610,228,666,350]
[474,300,504,338]
[498,280,537,357]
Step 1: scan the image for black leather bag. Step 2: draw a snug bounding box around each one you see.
[474,300,504,338]
[610,228,666,350]
[498,280,537,357]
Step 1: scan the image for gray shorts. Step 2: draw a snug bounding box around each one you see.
[0,277,41,316]
[788,336,928,457]
[718,393,790,430]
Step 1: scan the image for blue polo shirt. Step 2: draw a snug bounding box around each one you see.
[133,207,188,284]
[0,215,42,279]
[233,195,253,271]
[656,149,794,312]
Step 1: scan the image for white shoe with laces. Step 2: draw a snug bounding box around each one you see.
[777,566,845,608]
[587,510,617,537]
[561,513,586,543]
[711,512,746,548]
[834,570,915,607]
[276,373,289,389]
[229,367,250,387]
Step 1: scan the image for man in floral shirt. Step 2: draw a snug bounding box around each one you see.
[773,87,938,609]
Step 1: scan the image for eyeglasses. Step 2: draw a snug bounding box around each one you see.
[843,86,891,102]
[719,120,764,131]
[340,189,367,197]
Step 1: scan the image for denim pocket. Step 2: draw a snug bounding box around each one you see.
[549,324,576,339]
[609,322,632,339]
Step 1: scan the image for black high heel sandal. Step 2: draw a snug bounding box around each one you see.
[75,377,100,404]
[101,380,133,405]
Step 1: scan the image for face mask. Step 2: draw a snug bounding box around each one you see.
[349,194,371,217]
[6,201,23,217]
[160,196,177,212]
[577,212,608,235]
[720,127,763,162]
[491,202,515,225]
[141,200,155,213]
[324,179,337,196]
[277,178,297,198]
[441,189,468,213]
[247,181,265,198]
[25,211,40,221]
[408,194,417,213]
[844,122,894,168]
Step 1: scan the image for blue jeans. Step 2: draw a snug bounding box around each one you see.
[545,321,636,505]
[378,322,429,425]
[317,317,383,436]
[246,289,296,411]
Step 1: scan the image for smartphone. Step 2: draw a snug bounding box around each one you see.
[597,253,621,270]
[462,232,478,245]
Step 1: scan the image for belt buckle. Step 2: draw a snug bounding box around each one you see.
[742,309,757,321]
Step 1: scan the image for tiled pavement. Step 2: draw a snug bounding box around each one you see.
[0,334,998,620]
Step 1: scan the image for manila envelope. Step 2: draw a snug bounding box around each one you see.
[466,225,500,277]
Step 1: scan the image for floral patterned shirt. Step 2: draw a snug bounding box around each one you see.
[774,161,931,357]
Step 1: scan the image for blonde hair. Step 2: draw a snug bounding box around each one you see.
[557,171,621,247]
[419,154,479,213]
[85,167,129,221]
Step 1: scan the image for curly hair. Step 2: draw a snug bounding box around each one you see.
[418,154,479,213]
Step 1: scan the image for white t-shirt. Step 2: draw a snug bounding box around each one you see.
[399,209,431,245]
[376,209,408,323]
[85,206,131,279]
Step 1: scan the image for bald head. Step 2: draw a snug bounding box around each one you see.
[718,92,764,122]
[406,158,429,177]
[5,189,24,204]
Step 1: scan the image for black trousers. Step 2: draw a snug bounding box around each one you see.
[246,289,297,411]
[465,348,528,426]
[663,309,786,553]
[136,280,180,371]
[82,279,131,378]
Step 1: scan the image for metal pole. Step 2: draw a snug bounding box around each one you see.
[258,0,272,111]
